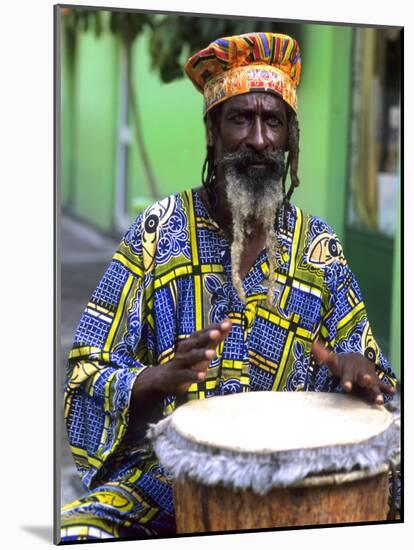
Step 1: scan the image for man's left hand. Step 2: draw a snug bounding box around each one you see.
[311,340,396,405]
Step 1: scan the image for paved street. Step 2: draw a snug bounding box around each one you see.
[59,216,120,507]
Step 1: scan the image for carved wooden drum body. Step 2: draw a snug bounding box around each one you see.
[148,392,399,533]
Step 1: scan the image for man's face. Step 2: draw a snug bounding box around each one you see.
[210,92,289,192]
[215,91,288,154]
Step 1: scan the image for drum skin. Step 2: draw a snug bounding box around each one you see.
[173,469,389,532]
[148,392,398,532]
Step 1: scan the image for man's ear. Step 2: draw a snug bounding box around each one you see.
[205,114,215,147]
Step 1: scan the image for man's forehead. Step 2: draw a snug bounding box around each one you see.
[221,92,287,113]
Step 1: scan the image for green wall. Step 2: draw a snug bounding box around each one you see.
[127,27,205,218]
[294,25,352,241]
[75,29,119,230]
[61,11,119,232]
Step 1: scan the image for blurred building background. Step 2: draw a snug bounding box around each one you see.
[58,7,402,506]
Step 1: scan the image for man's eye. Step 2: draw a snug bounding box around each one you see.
[267,117,282,127]
[230,114,248,124]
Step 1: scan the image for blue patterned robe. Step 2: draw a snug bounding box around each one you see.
[61,188,397,541]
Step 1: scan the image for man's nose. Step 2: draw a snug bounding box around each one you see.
[246,117,268,152]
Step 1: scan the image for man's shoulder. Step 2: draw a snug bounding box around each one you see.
[120,189,194,253]
[122,189,197,264]
[289,204,346,270]
[289,204,337,238]
[136,188,194,228]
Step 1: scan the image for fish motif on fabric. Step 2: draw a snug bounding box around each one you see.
[307,232,346,267]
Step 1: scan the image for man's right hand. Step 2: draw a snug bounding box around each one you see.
[128,319,232,426]
[159,319,233,395]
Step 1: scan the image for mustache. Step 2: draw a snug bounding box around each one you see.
[217,150,285,168]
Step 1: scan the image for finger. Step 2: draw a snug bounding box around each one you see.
[177,336,197,353]
[190,323,221,337]
[219,319,232,333]
[358,373,372,388]
[168,368,202,392]
[190,350,216,372]
[197,371,207,381]
[179,331,217,352]
[176,348,214,368]
[193,361,210,381]
[177,358,210,381]
[357,369,396,401]
[374,392,384,405]
[191,319,232,338]
[202,326,231,349]
[311,340,330,363]
[379,380,397,395]
[311,341,341,377]
[340,360,355,393]
[206,324,233,350]
[176,371,202,389]
[180,320,232,351]
[365,380,384,405]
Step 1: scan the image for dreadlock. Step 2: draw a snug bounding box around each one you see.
[201,144,217,207]
[282,107,300,231]
[284,107,301,201]
[201,104,222,208]
[202,102,301,230]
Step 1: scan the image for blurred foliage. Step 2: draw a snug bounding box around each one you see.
[148,16,300,83]
[60,7,103,37]
[109,12,155,45]
[61,8,154,43]
[61,8,302,83]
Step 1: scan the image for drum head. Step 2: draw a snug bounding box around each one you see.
[149,391,399,493]
[169,392,394,454]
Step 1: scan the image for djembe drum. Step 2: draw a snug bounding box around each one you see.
[148,392,399,533]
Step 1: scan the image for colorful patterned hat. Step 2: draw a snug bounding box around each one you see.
[184,32,301,114]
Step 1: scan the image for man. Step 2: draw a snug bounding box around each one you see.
[60,33,397,541]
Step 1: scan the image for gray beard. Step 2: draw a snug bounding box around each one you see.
[224,166,284,236]
[223,167,283,305]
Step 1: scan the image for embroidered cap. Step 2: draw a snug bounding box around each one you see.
[184,32,302,114]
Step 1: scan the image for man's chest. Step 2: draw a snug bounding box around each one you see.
[150,270,325,398]
[238,235,268,280]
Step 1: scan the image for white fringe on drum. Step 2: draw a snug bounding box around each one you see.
[147,416,400,495]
